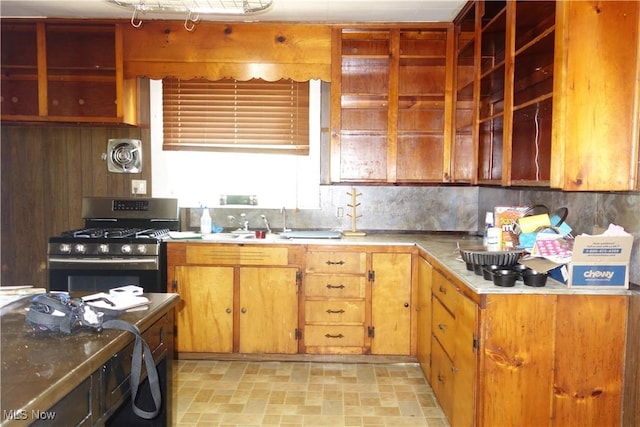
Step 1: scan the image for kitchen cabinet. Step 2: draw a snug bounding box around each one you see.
[551,0,640,191]
[370,252,412,355]
[415,256,432,378]
[430,268,477,427]
[0,20,148,126]
[167,243,302,355]
[452,1,478,183]
[303,249,368,354]
[473,0,555,186]
[421,250,632,427]
[238,267,299,354]
[173,266,234,353]
[329,25,454,183]
[462,0,639,191]
[303,247,414,355]
[477,293,629,426]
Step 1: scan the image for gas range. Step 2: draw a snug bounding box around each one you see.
[48,197,179,293]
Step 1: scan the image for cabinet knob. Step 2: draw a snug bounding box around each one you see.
[439,286,447,294]
[404,303,409,308]
[241,307,247,313]
[438,323,447,332]
[226,308,232,314]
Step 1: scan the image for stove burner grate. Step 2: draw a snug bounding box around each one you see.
[61,228,105,238]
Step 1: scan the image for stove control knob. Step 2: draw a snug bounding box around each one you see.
[121,244,132,255]
[98,244,110,254]
[136,245,148,254]
[74,243,86,254]
[59,243,72,254]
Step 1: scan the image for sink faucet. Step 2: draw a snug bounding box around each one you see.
[228,214,249,231]
[260,215,272,234]
[281,207,291,233]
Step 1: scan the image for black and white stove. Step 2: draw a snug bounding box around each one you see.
[48,197,179,293]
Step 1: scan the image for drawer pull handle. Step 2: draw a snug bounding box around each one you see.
[438,323,447,331]
[326,260,345,265]
[326,284,345,289]
[325,333,344,339]
[326,309,345,314]
[439,286,447,294]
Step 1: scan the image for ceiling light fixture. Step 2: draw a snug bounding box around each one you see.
[106,0,273,31]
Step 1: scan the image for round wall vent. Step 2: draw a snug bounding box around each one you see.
[107,139,142,173]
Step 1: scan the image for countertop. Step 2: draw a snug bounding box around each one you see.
[167,232,635,296]
[0,293,179,426]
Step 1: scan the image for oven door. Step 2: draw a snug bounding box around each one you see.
[48,257,166,293]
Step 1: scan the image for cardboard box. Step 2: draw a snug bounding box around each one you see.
[567,234,634,288]
[522,234,634,289]
[494,206,530,250]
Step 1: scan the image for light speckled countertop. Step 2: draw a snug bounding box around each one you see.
[166,232,635,296]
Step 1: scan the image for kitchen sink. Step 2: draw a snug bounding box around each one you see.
[202,232,256,241]
[280,230,342,239]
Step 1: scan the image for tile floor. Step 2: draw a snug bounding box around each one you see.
[173,360,450,426]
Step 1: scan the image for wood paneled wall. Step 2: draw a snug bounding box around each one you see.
[1,125,151,288]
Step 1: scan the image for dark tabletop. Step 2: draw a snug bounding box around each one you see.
[0,293,179,426]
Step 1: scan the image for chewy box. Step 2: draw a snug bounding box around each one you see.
[567,235,634,288]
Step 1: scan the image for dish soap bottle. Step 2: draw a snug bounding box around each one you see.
[200,207,212,234]
[483,212,501,251]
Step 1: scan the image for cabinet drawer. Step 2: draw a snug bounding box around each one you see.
[306,251,366,274]
[304,325,365,347]
[432,297,456,358]
[432,271,459,313]
[186,245,289,265]
[305,275,366,298]
[305,300,365,323]
[431,340,454,421]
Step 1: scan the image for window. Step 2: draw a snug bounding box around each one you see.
[151,79,322,209]
[162,78,310,155]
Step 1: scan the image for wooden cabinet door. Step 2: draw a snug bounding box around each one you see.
[452,290,477,427]
[551,0,640,191]
[416,257,432,376]
[174,266,234,353]
[370,252,412,355]
[330,26,452,184]
[239,267,299,354]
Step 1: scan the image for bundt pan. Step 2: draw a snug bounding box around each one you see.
[459,247,525,268]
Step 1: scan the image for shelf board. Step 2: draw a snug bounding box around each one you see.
[512,93,553,113]
[478,111,505,124]
[509,179,550,187]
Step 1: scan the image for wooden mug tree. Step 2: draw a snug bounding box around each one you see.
[343,187,366,236]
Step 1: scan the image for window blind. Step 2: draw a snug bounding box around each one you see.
[162,78,310,155]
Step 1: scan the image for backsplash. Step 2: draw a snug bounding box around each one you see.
[186,185,639,286]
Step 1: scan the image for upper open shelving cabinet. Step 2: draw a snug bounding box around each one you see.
[463,0,639,191]
[330,25,454,184]
[1,20,148,126]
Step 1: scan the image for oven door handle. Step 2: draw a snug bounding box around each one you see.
[48,257,159,270]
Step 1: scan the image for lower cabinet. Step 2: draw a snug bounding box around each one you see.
[302,248,413,355]
[430,268,477,427]
[238,267,299,354]
[370,252,412,355]
[415,256,432,377]
[423,262,631,427]
[174,266,234,353]
[168,243,301,355]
